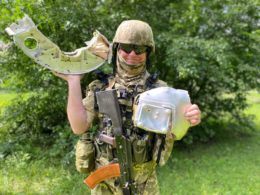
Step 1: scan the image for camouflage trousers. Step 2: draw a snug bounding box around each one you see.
[91,170,160,195]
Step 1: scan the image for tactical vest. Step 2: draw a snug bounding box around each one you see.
[97,72,173,162]
[96,80,155,164]
[75,72,174,174]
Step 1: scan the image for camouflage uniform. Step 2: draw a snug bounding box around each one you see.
[76,20,175,195]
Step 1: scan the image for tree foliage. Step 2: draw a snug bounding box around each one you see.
[0,0,259,160]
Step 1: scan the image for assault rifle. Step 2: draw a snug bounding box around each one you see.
[84,89,137,195]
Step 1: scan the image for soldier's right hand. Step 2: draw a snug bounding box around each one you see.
[52,71,84,82]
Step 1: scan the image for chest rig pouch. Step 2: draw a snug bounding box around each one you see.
[75,132,95,173]
[82,73,175,168]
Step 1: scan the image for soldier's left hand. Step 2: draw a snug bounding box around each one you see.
[185,104,201,127]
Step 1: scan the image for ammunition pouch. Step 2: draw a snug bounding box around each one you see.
[132,133,153,164]
[133,160,157,184]
[75,133,95,173]
[132,139,148,164]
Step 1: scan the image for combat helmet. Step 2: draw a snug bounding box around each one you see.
[113,20,155,51]
[111,20,155,69]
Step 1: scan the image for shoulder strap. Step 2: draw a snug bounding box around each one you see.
[145,72,159,89]
[93,70,110,86]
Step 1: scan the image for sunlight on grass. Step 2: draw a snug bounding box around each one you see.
[0,156,90,194]
[245,90,260,127]
[158,132,260,194]
[0,91,17,108]
[0,90,33,116]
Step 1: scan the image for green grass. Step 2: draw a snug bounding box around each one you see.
[0,90,259,194]
[0,154,90,194]
[245,90,260,125]
[0,90,17,108]
[158,130,260,195]
[158,90,260,195]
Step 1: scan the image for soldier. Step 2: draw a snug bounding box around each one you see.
[55,20,201,195]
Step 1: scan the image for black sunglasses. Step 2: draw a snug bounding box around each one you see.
[119,44,147,55]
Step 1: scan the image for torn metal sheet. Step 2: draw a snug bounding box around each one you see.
[133,87,191,140]
[5,15,110,74]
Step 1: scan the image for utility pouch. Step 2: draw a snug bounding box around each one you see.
[132,135,149,164]
[75,133,95,173]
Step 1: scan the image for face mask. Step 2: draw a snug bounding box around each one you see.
[115,51,148,86]
[117,52,146,76]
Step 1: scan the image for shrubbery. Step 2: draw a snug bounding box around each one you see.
[0,0,259,162]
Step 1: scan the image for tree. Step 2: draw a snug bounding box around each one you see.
[161,0,260,142]
[0,0,259,160]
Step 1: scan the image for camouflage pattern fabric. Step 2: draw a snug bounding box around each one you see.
[79,75,174,195]
[82,79,103,123]
[75,133,95,173]
[113,20,155,51]
[117,52,146,77]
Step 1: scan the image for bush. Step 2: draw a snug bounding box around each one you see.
[0,0,259,161]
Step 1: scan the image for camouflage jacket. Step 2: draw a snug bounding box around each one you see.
[80,73,175,192]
